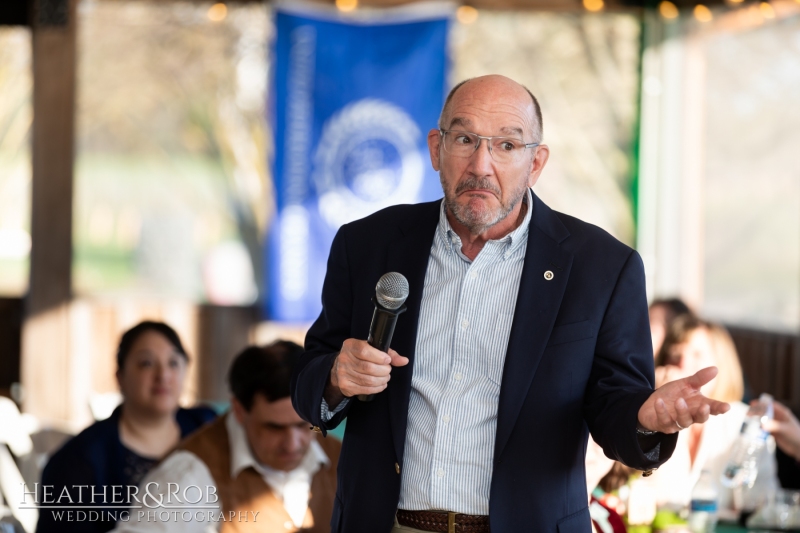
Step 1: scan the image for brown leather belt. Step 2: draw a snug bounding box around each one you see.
[396,509,491,533]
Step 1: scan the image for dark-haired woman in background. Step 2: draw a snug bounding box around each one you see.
[648,297,693,358]
[36,321,216,533]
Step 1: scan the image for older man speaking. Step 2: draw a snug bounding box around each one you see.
[291,75,729,533]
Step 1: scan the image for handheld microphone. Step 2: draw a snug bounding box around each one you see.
[358,272,409,402]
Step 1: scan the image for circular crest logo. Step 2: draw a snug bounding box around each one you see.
[313,98,424,229]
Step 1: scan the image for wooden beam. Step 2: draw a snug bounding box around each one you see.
[21,0,77,425]
[295,0,636,10]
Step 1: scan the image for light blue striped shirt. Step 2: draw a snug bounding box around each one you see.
[398,189,532,514]
[321,189,532,514]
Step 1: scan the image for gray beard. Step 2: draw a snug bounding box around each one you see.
[441,173,528,234]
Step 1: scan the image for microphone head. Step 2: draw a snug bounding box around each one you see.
[375,272,409,310]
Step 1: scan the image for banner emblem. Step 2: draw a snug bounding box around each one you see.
[314,98,425,229]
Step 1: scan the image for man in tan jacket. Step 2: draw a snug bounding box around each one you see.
[116,341,340,533]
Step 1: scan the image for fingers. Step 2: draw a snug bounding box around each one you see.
[763,417,800,461]
[654,398,677,433]
[707,399,730,416]
[645,391,724,434]
[335,339,406,397]
[763,419,783,434]
[388,348,409,367]
[677,395,725,426]
[342,339,391,365]
[685,366,719,389]
[675,398,697,428]
[773,402,797,423]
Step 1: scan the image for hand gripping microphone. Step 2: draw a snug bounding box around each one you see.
[358,272,409,402]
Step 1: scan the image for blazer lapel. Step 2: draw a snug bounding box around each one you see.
[494,193,573,463]
[385,201,440,463]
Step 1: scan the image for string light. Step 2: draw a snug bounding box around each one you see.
[336,0,358,12]
[583,0,604,12]
[693,4,713,22]
[659,1,679,19]
[456,5,479,24]
[207,3,227,22]
[759,1,775,18]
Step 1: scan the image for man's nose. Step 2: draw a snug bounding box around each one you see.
[284,427,304,450]
[467,138,494,173]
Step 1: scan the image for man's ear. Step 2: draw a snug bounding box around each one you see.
[231,396,247,425]
[527,144,550,188]
[427,128,442,171]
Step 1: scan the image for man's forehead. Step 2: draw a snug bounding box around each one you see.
[446,80,535,132]
[448,116,523,137]
[252,394,303,421]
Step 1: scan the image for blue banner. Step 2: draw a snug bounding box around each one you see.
[267,3,450,322]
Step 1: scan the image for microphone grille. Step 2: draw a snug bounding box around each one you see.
[375,272,409,310]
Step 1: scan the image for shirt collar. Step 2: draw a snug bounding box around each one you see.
[437,188,533,260]
[226,411,330,480]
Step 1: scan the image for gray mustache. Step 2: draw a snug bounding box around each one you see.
[455,177,501,196]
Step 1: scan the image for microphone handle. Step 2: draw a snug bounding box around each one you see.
[358,303,406,402]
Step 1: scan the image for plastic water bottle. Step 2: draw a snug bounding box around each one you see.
[720,393,774,489]
[688,470,719,533]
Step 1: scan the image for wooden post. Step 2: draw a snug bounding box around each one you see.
[21,0,77,426]
[196,305,258,403]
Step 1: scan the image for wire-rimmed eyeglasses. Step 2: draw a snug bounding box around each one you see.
[439,129,539,164]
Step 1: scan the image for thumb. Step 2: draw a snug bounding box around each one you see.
[388,349,409,367]
[685,366,718,390]
[763,419,783,435]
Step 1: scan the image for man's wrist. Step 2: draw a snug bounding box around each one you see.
[636,422,658,436]
[330,354,341,390]
[323,354,346,409]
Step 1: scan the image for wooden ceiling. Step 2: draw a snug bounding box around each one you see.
[1,0,743,27]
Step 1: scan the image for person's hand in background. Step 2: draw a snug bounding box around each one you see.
[763,401,800,461]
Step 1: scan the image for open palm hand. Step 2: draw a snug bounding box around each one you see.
[638,366,731,433]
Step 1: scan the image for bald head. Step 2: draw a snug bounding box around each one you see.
[438,75,543,143]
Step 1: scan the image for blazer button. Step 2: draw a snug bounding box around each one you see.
[395,462,400,474]
[544,270,554,281]
[311,426,322,433]
[642,468,654,477]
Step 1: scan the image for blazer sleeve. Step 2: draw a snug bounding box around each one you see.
[291,226,354,434]
[583,250,678,470]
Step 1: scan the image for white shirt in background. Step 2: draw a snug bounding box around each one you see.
[114,413,329,533]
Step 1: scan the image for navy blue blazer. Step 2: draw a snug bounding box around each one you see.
[291,192,677,533]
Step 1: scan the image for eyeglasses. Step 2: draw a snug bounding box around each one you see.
[439,129,539,164]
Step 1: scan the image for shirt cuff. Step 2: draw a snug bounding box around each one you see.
[321,397,350,422]
[637,433,663,461]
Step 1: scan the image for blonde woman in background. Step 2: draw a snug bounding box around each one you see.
[650,316,778,514]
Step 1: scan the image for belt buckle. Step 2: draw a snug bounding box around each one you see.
[447,511,456,533]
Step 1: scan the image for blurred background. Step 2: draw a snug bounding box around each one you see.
[0,0,798,502]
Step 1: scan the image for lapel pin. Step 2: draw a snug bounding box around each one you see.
[544,270,554,281]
